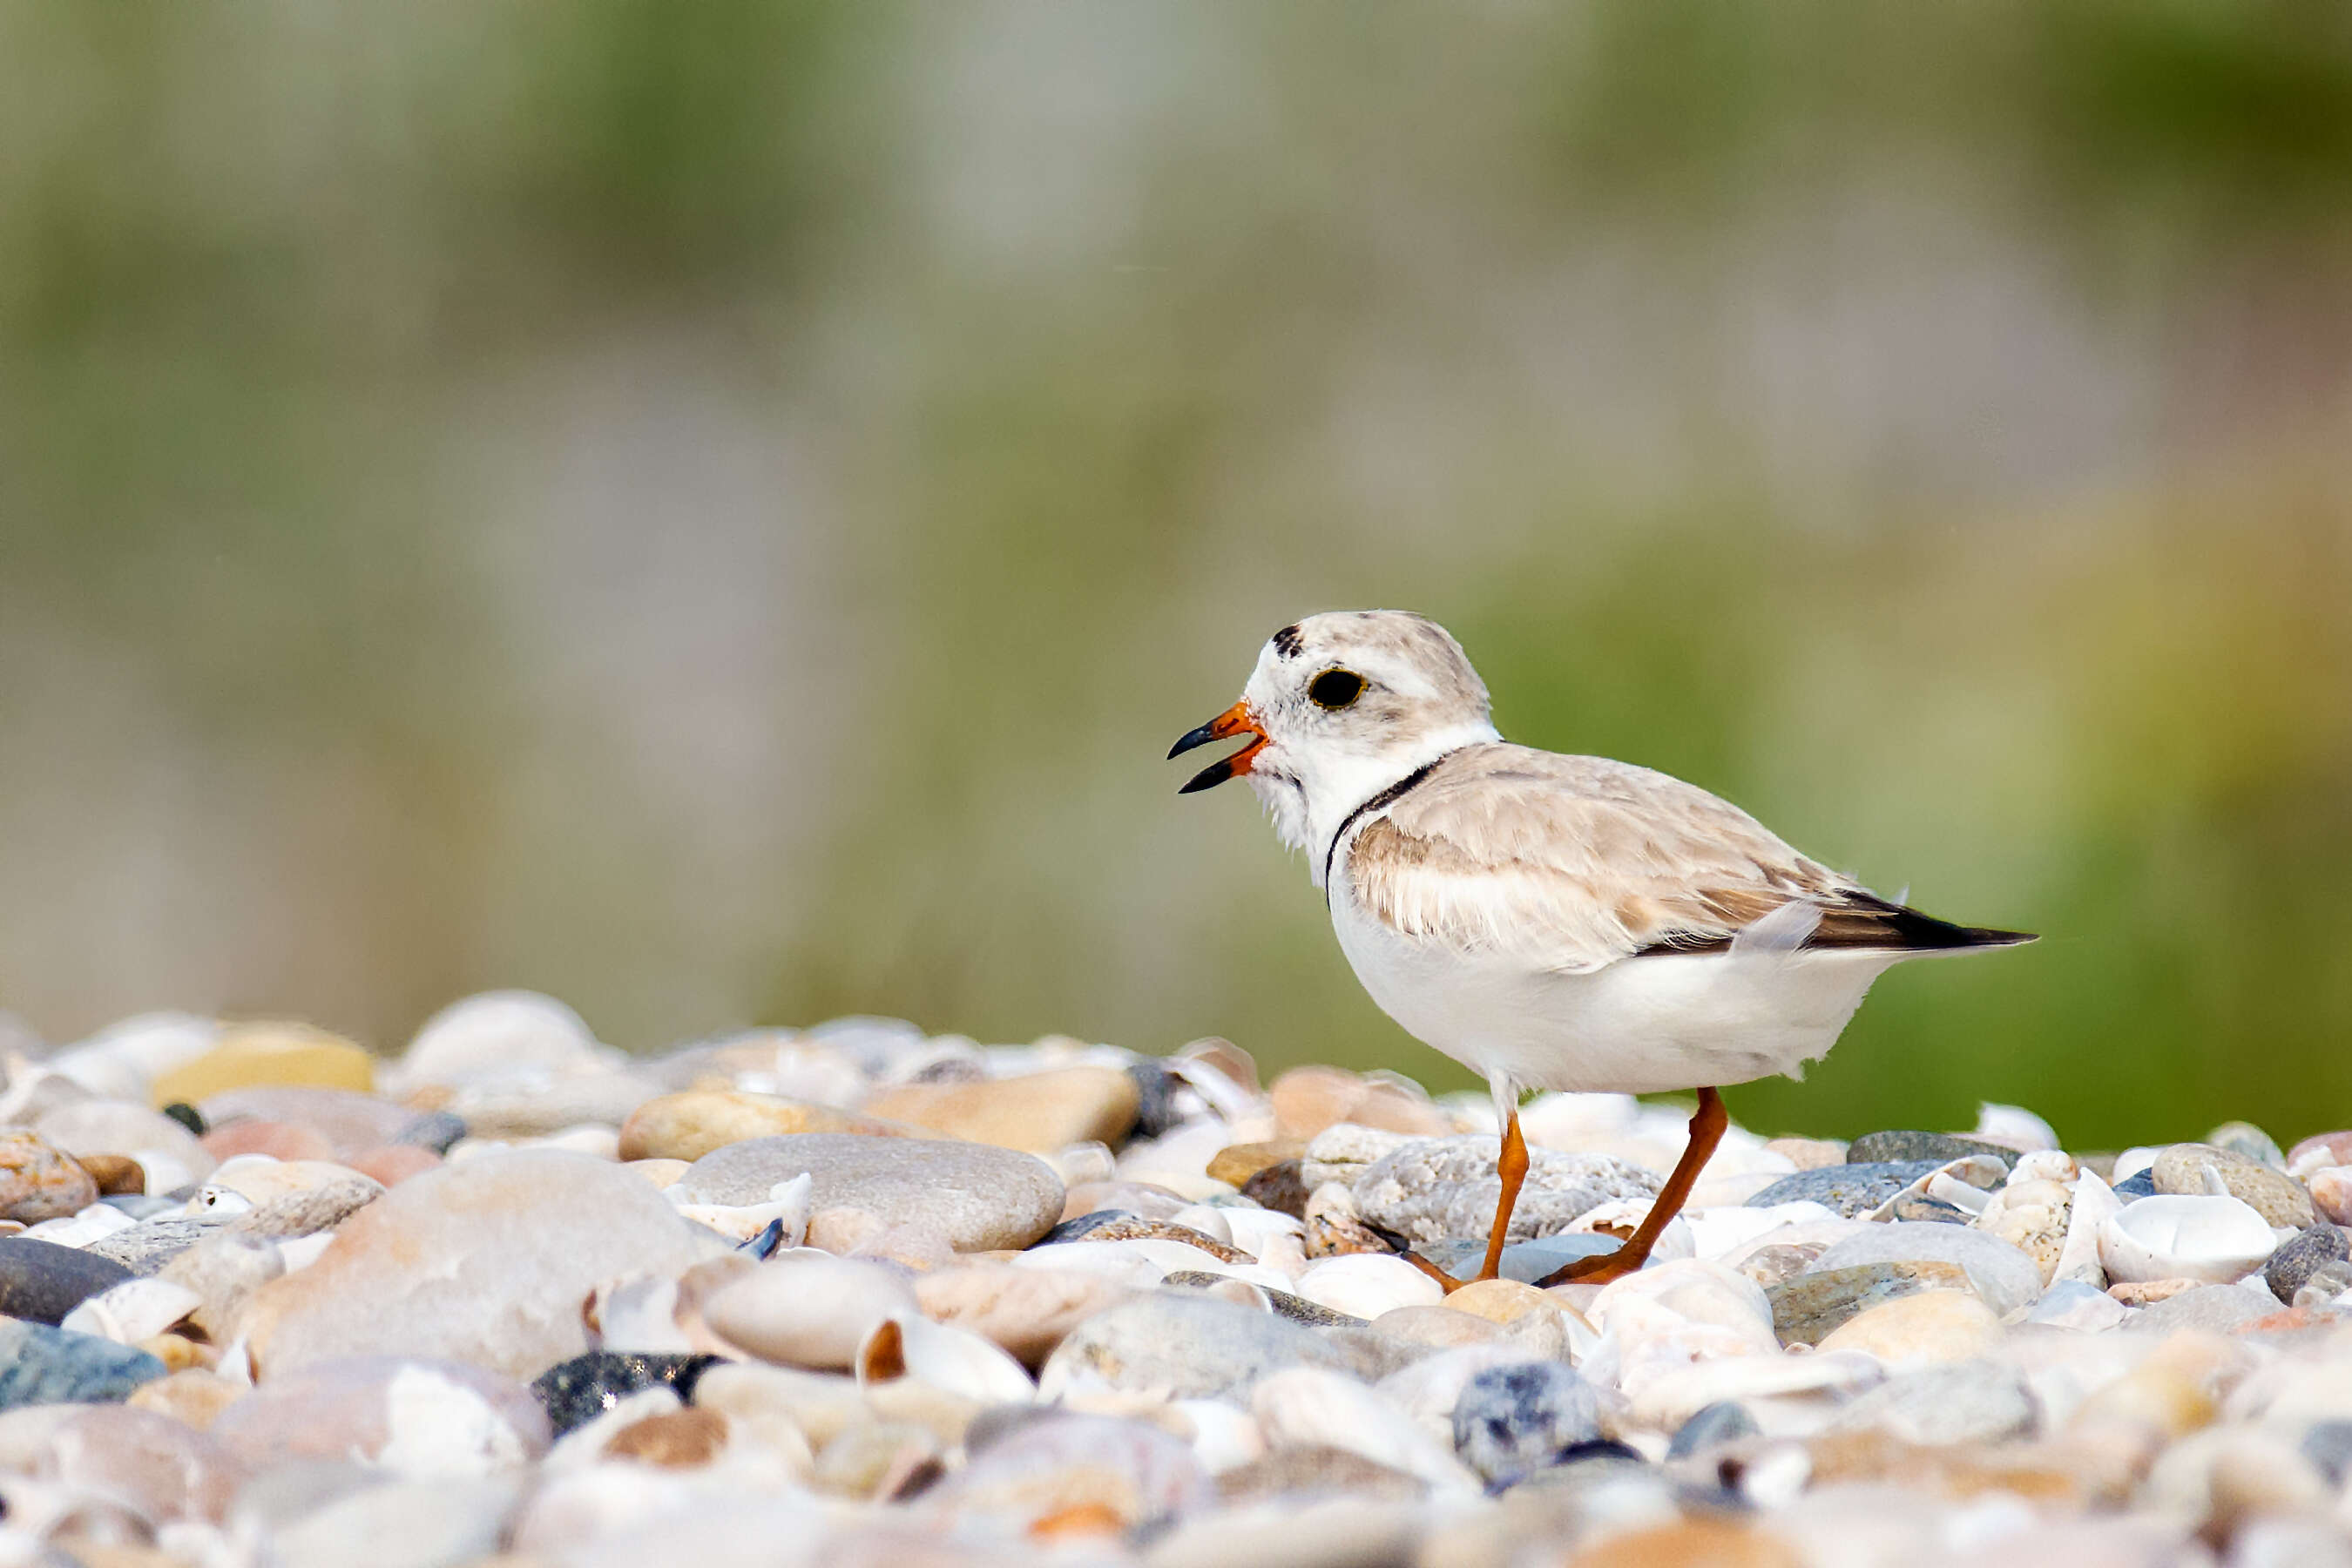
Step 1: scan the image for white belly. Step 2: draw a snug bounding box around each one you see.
[1329,888,1902,1095]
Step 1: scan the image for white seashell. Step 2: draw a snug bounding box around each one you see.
[24,1203,138,1247]
[1975,1103,2058,1152]
[2053,1166,2120,1286]
[1250,1367,1478,1494]
[1173,1398,1266,1473]
[1862,1156,2005,1222]
[859,1312,1036,1405]
[591,1275,695,1355]
[1625,1348,1884,1433]
[2012,1150,2078,1186]
[2110,1146,2163,1184]
[1220,1207,1303,1258]
[132,1148,201,1198]
[2098,1194,2277,1284]
[702,1251,916,1369]
[1685,1202,1837,1263]
[59,1278,201,1343]
[668,1173,810,1246]
[544,1387,683,1473]
[1292,1254,1443,1319]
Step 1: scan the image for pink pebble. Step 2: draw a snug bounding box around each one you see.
[2310,1166,2352,1227]
[346,1144,441,1186]
[201,1121,335,1164]
[2288,1131,2352,1173]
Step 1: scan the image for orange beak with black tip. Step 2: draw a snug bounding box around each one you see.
[1169,700,1267,794]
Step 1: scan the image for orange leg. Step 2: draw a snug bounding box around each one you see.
[1537,1087,1726,1288]
[1389,1104,1530,1294]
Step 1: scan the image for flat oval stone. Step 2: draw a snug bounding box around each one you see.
[0,1131,98,1222]
[1810,1222,2043,1318]
[862,1066,1142,1153]
[151,1023,375,1105]
[1037,1292,1357,1402]
[676,1135,1063,1253]
[1745,1161,1944,1217]
[1846,1132,2020,1168]
[1450,1361,1601,1486]
[0,1237,137,1325]
[0,1320,166,1409]
[914,1264,1134,1366]
[616,1092,916,1163]
[2265,1224,2350,1305]
[1767,1260,1972,1347]
[2152,1143,2313,1228]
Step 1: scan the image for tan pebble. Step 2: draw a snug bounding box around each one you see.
[136,1334,215,1374]
[202,1121,335,1164]
[616,1091,916,1163]
[152,1023,374,1105]
[1565,1518,1801,1568]
[862,1066,1140,1154]
[2309,1166,2352,1226]
[1761,1137,1846,1172]
[625,1158,691,1189]
[1441,1278,1559,1325]
[605,1406,729,1468]
[75,1152,147,1197]
[915,1264,1132,1367]
[128,1369,246,1430]
[811,1420,939,1500]
[1269,1065,1450,1141]
[1371,1304,1508,1348]
[0,1130,99,1222]
[2068,1363,2215,1440]
[345,1144,439,1186]
[1206,1140,1307,1187]
[1815,1289,1999,1364]
[2107,1277,2206,1306]
[1801,1430,2084,1505]
[2151,1142,2314,1228]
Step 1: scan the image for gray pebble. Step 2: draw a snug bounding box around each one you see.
[0,1238,136,1326]
[2111,1168,2158,1200]
[1352,1138,1657,1247]
[1767,1260,1971,1347]
[2125,1284,2278,1335]
[1420,1233,1618,1285]
[0,1320,166,1409]
[1037,1209,1134,1246]
[676,1133,1064,1252]
[1038,1292,1357,1401]
[1826,1359,2035,1445]
[2205,1120,2286,1169]
[2264,1224,2349,1305]
[1450,1362,1601,1486]
[1746,1161,1944,1217]
[1666,1401,1759,1460]
[1809,1223,2042,1318]
[2302,1420,2352,1487]
[1846,1132,2020,1169]
[82,1217,227,1278]
[2152,1143,2313,1229]
[394,1111,469,1154]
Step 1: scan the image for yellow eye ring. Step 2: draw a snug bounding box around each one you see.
[1308,669,1366,709]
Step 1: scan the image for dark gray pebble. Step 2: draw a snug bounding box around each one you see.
[160,1103,206,1136]
[1037,1210,1135,1246]
[0,1238,136,1325]
[2302,1420,2352,1487]
[1240,1159,1308,1220]
[2265,1223,2350,1304]
[1125,1063,1184,1141]
[529,1351,727,1438]
[393,1110,468,1154]
[1421,1233,1619,1285]
[1451,1361,1601,1487]
[0,1320,165,1409]
[1667,1400,1761,1459]
[1889,1195,1976,1224]
[2111,1168,2158,1200]
[1746,1161,1944,1217]
[1846,1132,2020,1169]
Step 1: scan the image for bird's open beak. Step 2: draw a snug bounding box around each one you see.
[1168,700,1267,794]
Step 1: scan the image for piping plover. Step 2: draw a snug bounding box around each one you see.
[1171,610,2033,1288]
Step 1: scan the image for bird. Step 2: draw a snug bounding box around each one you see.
[1169,610,2034,1290]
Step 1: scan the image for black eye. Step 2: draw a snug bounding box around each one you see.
[1308,669,1365,709]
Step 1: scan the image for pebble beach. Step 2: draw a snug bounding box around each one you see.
[0,992,2348,1567]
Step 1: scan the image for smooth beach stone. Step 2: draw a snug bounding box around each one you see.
[203,1119,335,1163]
[676,1134,1063,1254]
[1443,1279,1566,1326]
[531,1352,725,1438]
[212,1355,551,1478]
[1206,1141,1306,1189]
[0,1131,99,1222]
[1351,1138,1658,1246]
[2111,1168,2159,1200]
[1767,1260,1972,1347]
[199,1087,410,1160]
[615,1091,915,1164]
[2205,1121,2287,1168]
[1666,1400,1760,1459]
[84,1216,226,1277]
[1815,1290,2000,1364]
[863,1065,1142,1153]
[1293,1254,1445,1319]
[1125,1061,1183,1141]
[913,1263,1133,1366]
[241,1150,728,1380]
[1164,1272,1369,1329]
[1038,1291,1357,1402]
[1418,1233,1621,1286]
[152,1023,374,1106]
[0,1320,165,1408]
[2124,1283,2279,1334]
[2151,1143,2314,1229]
[1254,1366,1479,1493]
[1450,1362,1601,1486]
[0,1236,137,1324]
[396,990,607,1089]
[1240,1160,1310,1220]
[923,1411,1211,1532]
[272,1476,521,1568]
[701,1254,916,1370]
[34,1100,216,1187]
[2265,1224,2350,1304]
[1845,1132,2020,1169]
[1271,1066,1454,1141]
[394,1110,469,1154]
[0,1402,243,1527]
[1037,1209,1135,1245]
[1810,1223,2044,1318]
[1067,1217,1250,1261]
[220,1175,387,1242]
[1825,1358,2035,1445]
[1744,1161,1944,1218]
[347,1144,441,1187]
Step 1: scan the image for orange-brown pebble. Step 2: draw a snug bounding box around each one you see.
[128,1369,245,1430]
[1268,1065,1451,1141]
[201,1121,335,1164]
[77,1152,148,1196]
[1031,1502,1127,1538]
[345,1144,440,1186]
[1567,1519,1801,1568]
[607,1407,729,1468]
[137,1334,215,1374]
[1205,1140,1306,1188]
[1440,1278,1561,1324]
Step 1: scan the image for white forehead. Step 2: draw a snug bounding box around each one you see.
[1247,610,1488,704]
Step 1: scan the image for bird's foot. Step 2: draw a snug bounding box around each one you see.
[1533,1242,1646,1288]
[1366,1223,1487,1294]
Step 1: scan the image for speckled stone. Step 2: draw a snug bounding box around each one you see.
[1845,1132,2020,1168]
[2204,1121,2286,1169]
[531,1352,725,1438]
[82,1217,226,1277]
[0,1130,98,1222]
[1241,1159,1309,1220]
[616,1091,916,1164]
[1767,1260,1972,1347]
[1744,1161,1944,1217]
[2264,1224,2349,1304]
[1067,1218,1249,1262]
[1451,1362,1601,1487]
[675,1134,1064,1253]
[1350,1138,1659,1246]
[0,1237,138,1325]
[1037,1291,1357,1402]
[2151,1143,2314,1229]
[1810,1223,2044,1318]
[0,1320,166,1408]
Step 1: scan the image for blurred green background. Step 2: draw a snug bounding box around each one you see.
[3,3,2349,1148]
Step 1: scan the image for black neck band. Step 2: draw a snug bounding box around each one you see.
[1322,754,1450,894]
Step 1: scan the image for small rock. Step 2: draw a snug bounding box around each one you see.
[702,1254,916,1370]
[396,990,607,1089]
[1825,1358,2034,1444]
[199,1086,411,1158]
[2205,1121,2286,1168]
[605,1406,728,1468]
[1216,1444,1427,1503]
[1767,1260,1972,1347]
[1815,1290,1999,1364]
[1810,1223,2043,1318]
[0,1236,138,1325]
[1351,1138,1659,1246]
[1744,1161,1944,1218]
[1163,1272,1368,1328]
[394,1109,470,1153]
[2151,1142,2313,1228]
[1888,1195,1975,1224]
[2105,1277,2204,1305]
[1666,1401,1760,1459]
[1442,1279,1563,1326]
[1271,1066,1452,1141]
[1038,1292,1358,1402]
[128,1367,245,1429]
[675,1134,1064,1254]
[2125,1283,2279,1334]
[2111,1168,2159,1200]
[1845,1132,2020,1168]
[75,1152,146,1196]
[864,1066,1141,1153]
[151,1022,375,1105]
[0,1402,243,1524]
[1125,1062,1183,1141]
[531,1352,724,1438]
[2261,1222,2349,1304]
[616,1091,916,1163]
[923,1411,1210,1533]
[1206,1141,1306,1188]
[83,1216,225,1277]
[0,1320,165,1408]
[0,1131,99,1222]
[1450,1362,1601,1486]
[1240,1159,1309,1220]
[226,1174,386,1240]
[1037,1209,1134,1245]
[914,1264,1132,1366]
[1761,1137,1845,1171]
[212,1355,550,1477]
